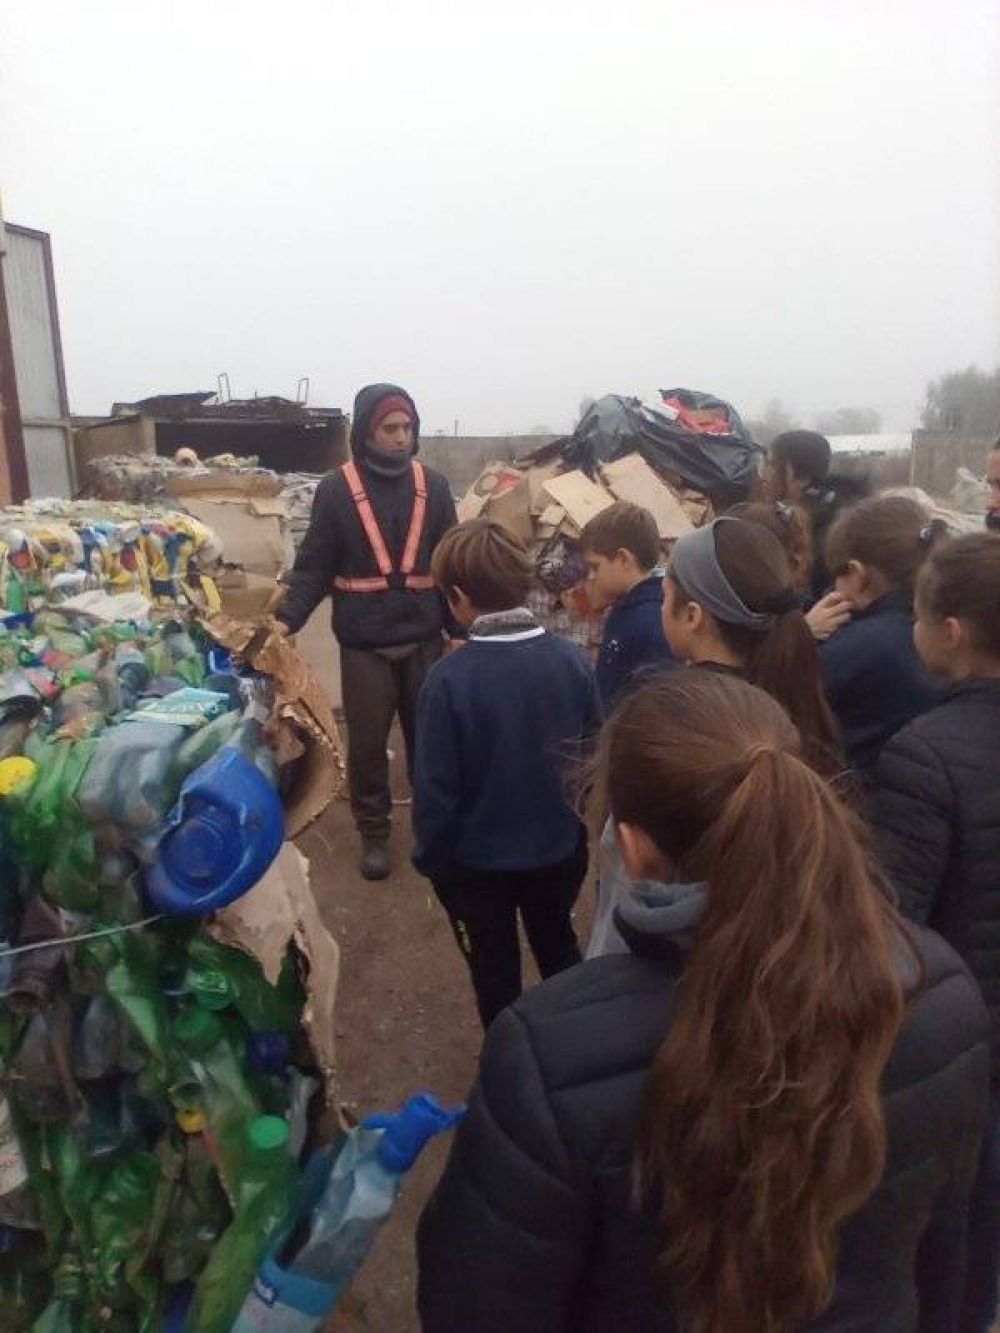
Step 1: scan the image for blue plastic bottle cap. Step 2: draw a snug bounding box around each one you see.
[372,1093,467,1175]
[247,1031,291,1074]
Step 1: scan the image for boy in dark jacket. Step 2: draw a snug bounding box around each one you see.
[277,383,458,881]
[412,519,601,1028]
[580,501,674,708]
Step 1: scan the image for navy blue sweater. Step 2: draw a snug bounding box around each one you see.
[595,576,675,708]
[819,591,943,779]
[412,631,602,880]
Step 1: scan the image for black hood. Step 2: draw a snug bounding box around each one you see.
[350,382,421,459]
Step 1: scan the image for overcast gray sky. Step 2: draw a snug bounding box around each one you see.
[2,0,998,435]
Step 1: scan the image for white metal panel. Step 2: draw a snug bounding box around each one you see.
[3,228,62,419]
[24,425,72,497]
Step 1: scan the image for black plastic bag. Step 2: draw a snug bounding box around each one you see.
[563,394,763,506]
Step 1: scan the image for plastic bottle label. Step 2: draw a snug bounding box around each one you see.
[0,1096,28,1196]
[231,1276,324,1331]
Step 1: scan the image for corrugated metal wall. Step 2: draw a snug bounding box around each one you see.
[1,223,73,496]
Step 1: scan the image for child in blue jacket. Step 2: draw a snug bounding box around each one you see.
[580,502,675,708]
[412,519,601,1029]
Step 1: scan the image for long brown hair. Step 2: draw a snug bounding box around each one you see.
[671,518,843,776]
[598,671,905,1333]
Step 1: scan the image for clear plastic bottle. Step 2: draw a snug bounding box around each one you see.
[231,1094,465,1332]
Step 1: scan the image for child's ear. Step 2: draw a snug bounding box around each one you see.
[686,600,706,634]
[617,822,671,881]
[944,616,966,652]
[848,559,870,591]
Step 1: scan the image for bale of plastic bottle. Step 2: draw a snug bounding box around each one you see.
[0,606,331,1330]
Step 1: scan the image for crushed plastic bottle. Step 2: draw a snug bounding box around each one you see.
[232,1094,465,1331]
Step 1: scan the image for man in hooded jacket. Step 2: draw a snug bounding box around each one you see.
[277,383,458,880]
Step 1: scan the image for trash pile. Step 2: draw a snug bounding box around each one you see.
[85,454,275,507]
[0,605,351,1331]
[82,455,324,622]
[0,502,224,619]
[457,389,760,639]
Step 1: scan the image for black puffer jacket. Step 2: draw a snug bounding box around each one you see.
[278,384,458,648]
[418,884,990,1333]
[873,680,1000,1088]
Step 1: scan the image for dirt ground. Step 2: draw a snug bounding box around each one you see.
[297,737,594,1332]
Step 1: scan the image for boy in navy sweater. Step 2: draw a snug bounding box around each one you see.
[581,501,674,708]
[412,519,601,1028]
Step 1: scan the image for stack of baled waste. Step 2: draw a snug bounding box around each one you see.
[0,606,358,1331]
[0,501,224,619]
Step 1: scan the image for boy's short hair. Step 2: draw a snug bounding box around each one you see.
[432,519,534,612]
[580,501,660,571]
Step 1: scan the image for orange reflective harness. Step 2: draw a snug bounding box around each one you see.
[332,459,436,594]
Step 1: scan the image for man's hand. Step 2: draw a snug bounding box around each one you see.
[806,592,852,642]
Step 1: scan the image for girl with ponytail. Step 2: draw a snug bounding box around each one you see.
[819,494,945,778]
[588,514,842,958]
[663,515,843,776]
[419,671,990,1333]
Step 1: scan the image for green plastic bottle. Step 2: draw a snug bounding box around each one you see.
[172,1007,259,1199]
[184,937,305,1035]
[187,1116,296,1333]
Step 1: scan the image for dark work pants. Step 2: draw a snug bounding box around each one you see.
[340,639,442,841]
[963,1100,1000,1333]
[432,834,588,1030]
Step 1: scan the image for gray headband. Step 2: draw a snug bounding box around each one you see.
[670,517,777,630]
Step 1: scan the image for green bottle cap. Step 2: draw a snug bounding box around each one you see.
[187,967,232,1011]
[250,1115,289,1154]
[174,1006,222,1054]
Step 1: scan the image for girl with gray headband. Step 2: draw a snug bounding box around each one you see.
[588,516,844,959]
[663,516,842,778]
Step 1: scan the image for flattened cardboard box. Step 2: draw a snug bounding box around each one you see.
[542,470,615,530]
[209,842,340,1111]
[202,614,345,837]
[181,496,293,576]
[601,452,694,540]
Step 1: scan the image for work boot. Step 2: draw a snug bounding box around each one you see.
[359,838,390,882]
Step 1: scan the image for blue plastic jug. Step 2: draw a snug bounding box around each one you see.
[145,746,284,917]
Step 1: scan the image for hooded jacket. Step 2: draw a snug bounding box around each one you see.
[418,882,990,1333]
[594,575,675,708]
[277,384,458,648]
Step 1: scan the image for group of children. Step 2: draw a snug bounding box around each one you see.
[405,430,999,1332]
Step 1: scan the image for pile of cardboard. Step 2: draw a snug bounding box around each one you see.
[457,450,712,565]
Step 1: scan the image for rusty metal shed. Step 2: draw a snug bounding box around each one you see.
[75,391,348,482]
